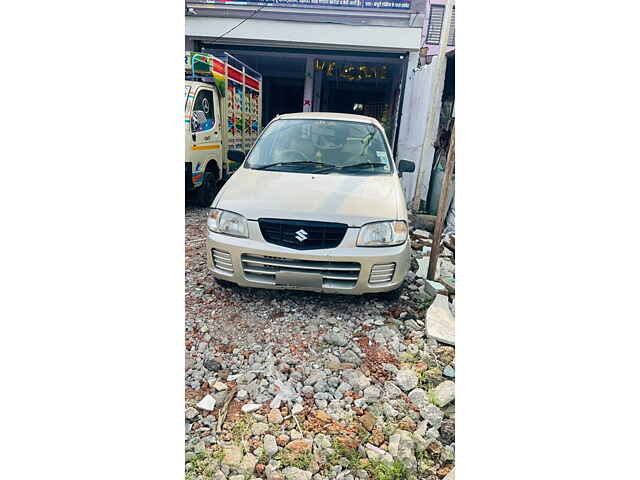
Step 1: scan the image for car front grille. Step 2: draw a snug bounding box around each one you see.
[258,218,348,250]
[241,254,361,289]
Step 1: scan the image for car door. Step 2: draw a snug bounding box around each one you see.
[189,86,222,187]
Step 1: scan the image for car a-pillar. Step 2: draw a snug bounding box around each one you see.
[193,160,220,207]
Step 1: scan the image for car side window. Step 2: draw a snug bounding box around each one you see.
[191,89,215,133]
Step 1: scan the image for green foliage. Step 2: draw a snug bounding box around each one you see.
[185,450,221,479]
[365,459,410,480]
[276,450,314,470]
[231,414,254,444]
[326,437,363,470]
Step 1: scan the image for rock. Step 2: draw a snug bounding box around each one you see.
[422,367,443,385]
[356,469,369,480]
[237,389,249,401]
[283,467,312,480]
[440,419,455,444]
[276,434,290,447]
[304,373,324,386]
[264,434,279,457]
[229,476,244,480]
[339,349,361,365]
[324,329,349,347]
[241,403,262,413]
[363,385,381,403]
[398,416,417,432]
[252,422,269,436]
[443,467,455,480]
[291,404,304,415]
[212,381,228,392]
[285,439,312,453]
[268,408,284,424]
[395,369,418,392]
[369,429,384,446]
[416,257,430,279]
[405,319,421,331]
[213,390,230,406]
[389,430,417,472]
[264,464,282,480]
[420,404,444,428]
[365,444,393,465]
[408,388,427,407]
[204,359,222,372]
[435,346,455,365]
[383,363,399,376]
[382,402,399,419]
[222,445,243,467]
[443,365,455,378]
[314,410,332,423]
[196,394,216,411]
[383,382,402,400]
[439,276,455,294]
[359,411,378,432]
[431,380,455,407]
[239,453,258,474]
[424,280,448,296]
[185,407,199,421]
[342,369,371,392]
[425,294,455,346]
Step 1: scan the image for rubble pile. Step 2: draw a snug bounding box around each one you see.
[186,208,456,480]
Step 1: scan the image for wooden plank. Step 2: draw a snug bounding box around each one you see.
[427,124,455,281]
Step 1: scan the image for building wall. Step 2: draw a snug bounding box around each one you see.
[393,0,453,206]
[396,52,437,203]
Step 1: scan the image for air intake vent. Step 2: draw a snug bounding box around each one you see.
[369,263,396,285]
[212,249,233,273]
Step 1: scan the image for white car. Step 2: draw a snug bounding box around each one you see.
[206,112,415,296]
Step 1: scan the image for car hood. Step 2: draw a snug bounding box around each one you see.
[214,168,402,227]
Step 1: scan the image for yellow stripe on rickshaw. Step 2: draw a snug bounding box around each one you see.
[191,144,221,151]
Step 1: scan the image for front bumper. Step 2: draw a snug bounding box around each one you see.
[206,221,410,295]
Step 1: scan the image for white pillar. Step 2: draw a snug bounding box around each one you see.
[303,58,314,112]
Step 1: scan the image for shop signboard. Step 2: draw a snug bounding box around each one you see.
[194,0,411,10]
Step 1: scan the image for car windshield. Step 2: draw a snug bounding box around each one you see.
[244,119,393,174]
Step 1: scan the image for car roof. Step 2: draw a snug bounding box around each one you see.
[275,112,384,128]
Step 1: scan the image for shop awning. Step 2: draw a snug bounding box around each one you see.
[186,16,421,53]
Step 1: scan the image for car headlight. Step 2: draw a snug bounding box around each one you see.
[357,220,408,247]
[207,209,248,238]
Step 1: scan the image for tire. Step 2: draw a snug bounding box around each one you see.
[193,171,218,207]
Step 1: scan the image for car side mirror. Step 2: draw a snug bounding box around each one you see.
[397,160,415,173]
[227,150,246,164]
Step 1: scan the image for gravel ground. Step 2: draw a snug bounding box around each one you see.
[185,206,456,480]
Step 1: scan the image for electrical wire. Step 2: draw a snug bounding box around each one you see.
[202,6,268,48]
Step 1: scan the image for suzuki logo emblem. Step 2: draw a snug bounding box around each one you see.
[295,229,308,242]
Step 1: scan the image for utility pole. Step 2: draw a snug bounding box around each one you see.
[427,124,454,280]
[412,0,454,212]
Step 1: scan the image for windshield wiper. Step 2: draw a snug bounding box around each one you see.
[254,161,336,171]
[340,162,388,170]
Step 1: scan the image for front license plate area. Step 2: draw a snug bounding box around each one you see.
[275,271,323,290]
